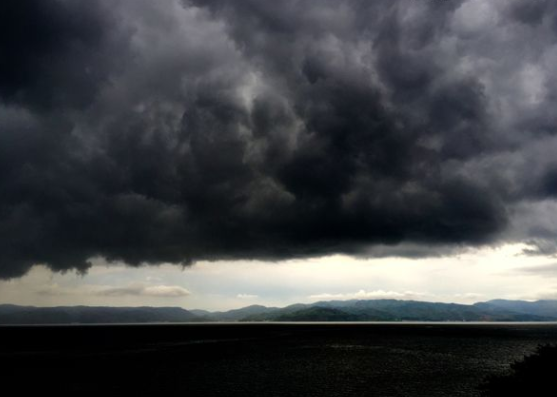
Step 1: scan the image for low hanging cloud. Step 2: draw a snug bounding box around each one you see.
[309,290,430,301]
[98,284,191,298]
[518,263,557,278]
[308,290,487,303]
[38,283,191,298]
[2,0,557,278]
[236,294,259,299]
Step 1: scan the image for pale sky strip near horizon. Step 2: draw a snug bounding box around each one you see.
[1,243,556,311]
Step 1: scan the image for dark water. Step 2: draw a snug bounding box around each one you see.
[3,323,557,396]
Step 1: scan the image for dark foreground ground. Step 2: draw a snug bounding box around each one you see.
[2,323,557,397]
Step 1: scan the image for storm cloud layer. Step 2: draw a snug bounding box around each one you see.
[1,0,557,278]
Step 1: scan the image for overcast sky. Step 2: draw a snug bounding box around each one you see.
[2,0,557,309]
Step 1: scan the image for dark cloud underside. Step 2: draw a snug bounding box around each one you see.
[1,0,557,278]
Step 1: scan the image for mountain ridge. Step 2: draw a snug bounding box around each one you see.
[1,299,555,324]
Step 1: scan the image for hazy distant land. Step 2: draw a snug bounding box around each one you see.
[3,299,557,324]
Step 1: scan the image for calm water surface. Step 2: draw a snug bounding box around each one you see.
[3,323,557,396]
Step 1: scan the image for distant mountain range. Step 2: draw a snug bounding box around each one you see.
[0,304,200,324]
[2,299,557,324]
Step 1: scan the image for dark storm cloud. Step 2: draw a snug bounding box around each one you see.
[0,0,122,110]
[1,0,557,278]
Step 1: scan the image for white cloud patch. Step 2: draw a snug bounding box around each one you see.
[309,289,430,301]
[236,294,258,299]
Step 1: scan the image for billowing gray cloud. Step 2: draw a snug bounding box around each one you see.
[2,0,557,278]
